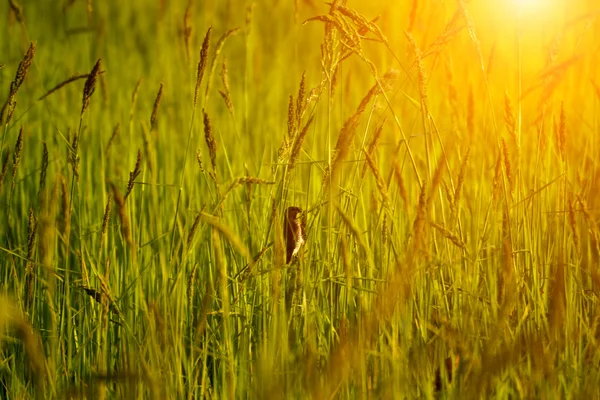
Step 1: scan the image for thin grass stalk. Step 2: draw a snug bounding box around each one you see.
[170,27,212,260]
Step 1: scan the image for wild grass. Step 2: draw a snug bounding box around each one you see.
[0,0,600,398]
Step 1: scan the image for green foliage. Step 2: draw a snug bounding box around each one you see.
[0,0,599,398]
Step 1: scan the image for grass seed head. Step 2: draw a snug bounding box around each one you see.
[501,138,514,196]
[504,91,517,145]
[130,78,143,121]
[205,27,240,103]
[183,0,193,62]
[203,110,217,173]
[365,152,389,208]
[81,58,102,117]
[106,123,120,154]
[150,82,164,131]
[287,94,296,140]
[99,192,113,250]
[187,213,202,249]
[8,0,24,23]
[195,26,212,108]
[558,102,566,162]
[38,141,49,204]
[38,73,91,101]
[2,42,35,124]
[392,159,409,208]
[11,126,24,190]
[124,149,142,200]
[10,42,35,98]
[111,183,133,248]
[196,149,205,173]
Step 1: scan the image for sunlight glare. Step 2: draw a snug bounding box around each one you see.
[513,0,550,14]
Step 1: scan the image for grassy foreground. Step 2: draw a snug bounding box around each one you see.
[1,0,600,398]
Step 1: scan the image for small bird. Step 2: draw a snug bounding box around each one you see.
[284,206,306,264]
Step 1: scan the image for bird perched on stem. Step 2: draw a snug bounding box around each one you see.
[284,206,306,264]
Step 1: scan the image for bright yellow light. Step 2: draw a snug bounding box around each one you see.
[513,0,551,13]
[514,0,540,6]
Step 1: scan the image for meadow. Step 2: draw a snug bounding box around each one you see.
[1,0,600,398]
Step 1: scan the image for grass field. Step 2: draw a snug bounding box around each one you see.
[1,0,600,398]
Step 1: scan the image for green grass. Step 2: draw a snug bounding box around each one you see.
[1,0,600,398]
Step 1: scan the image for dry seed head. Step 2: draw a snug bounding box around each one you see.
[361,120,385,179]
[220,59,235,115]
[38,73,90,101]
[38,141,48,203]
[26,208,37,260]
[205,27,240,103]
[81,58,102,117]
[413,179,428,249]
[203,110,217,173]
[405,32,427,105]
[559,102,566,162]
[141,123,155,174]
[546,32,562,67]
[378,69,399,94]
[492,152,502,202]
[335,4,385,42]
[287,95,296,140]
[106,123,120,154]
[111,183,132,247]
[195,26,212,108]
[187,263,198,305]
[459,1,486,72]
[9,0,24,23]
[365,152,389,207]
[2,42,35,125]
[501,138,514,196]
[296,72,307,125]
[332,81,378,158]
[187,214,202,249]
[99,192,113,250]
[124,149,142,201]
[220,58,231,96]
[392,159,409,208]
[382,213,388,246]
[504,91,517,145]
[69,131,80,182]
[422,11,462,59]
[219,90,234,116]
[9,42,35,98]
[150,82,164,132]
[11,127,24,190]
[196,149,205,173]
[130,78,142,121]
[4,100,17,126]
[567,193,579,252]
[183,0,193,62]
[407,0,418,32]
[428,220,467,251]
[443,180,454,206]
[238,176,275,185]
